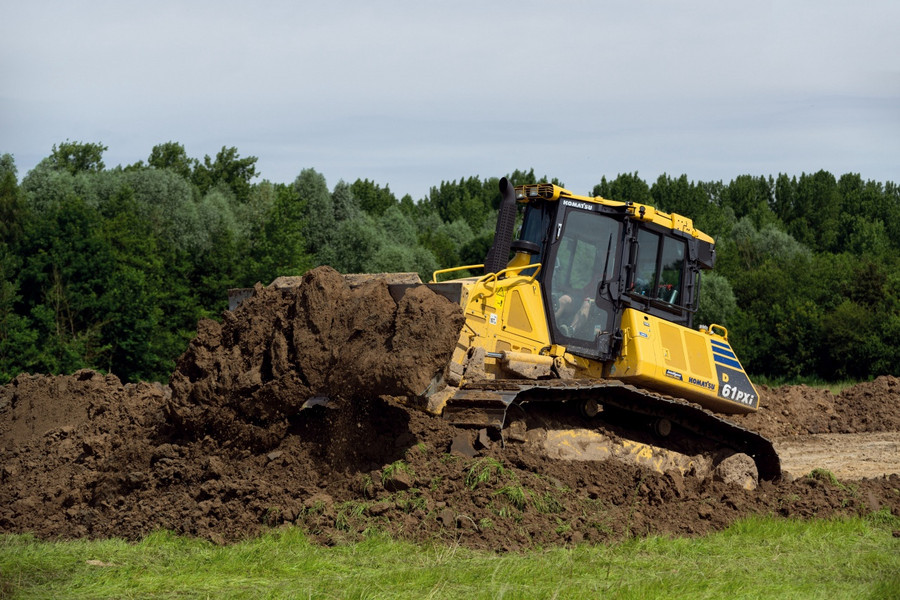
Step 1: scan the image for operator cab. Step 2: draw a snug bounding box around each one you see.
[513,184,714,362]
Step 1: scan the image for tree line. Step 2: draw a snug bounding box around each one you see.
[1,141,898,384]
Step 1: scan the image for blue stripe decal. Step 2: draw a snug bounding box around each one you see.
[710,340,737,360]
[710,339,742,368]
[714,355,743,370]
[712,348,737,361]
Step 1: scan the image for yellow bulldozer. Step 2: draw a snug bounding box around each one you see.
[230,177,780,483]
[408,178,776,481]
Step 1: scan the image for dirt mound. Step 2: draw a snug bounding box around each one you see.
[1,370,897,550]
[730,376,900,439]
[0,370,170,539]
[166,267,465,453]
[1,267,899,550]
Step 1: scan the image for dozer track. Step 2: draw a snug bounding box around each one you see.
[443,379,781,482]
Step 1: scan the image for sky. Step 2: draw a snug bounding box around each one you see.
[2,1,898,200]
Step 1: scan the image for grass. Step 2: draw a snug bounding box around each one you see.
[751,374,861,395]
[1,514,898,599]
[380,460,413,485]
[465,457,506,489]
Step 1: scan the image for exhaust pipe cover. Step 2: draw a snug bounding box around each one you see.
[483,177,518,274]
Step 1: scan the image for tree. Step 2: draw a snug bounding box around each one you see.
[0,156,25,248]
[717,217,809,275]
[727,260,821,379]
[185,189,244,313]
[398,193,417,220]
[883,182,900,249]
[593,172,652,205]
[317,214,383,274]
[786,170,842,252]
[242,183,311,283]
[0,248,40,382]
[378,205,417,247]
[425,179,468,224]
[351,178,397,217]
[118,167,199,253]
[97,185,168,380]
[820,299,881,380]
[0,155,31,380]
[506,168,539,187]
[844,214,889,257]
[17,195,115,375]
[192,146,258,203]
[423,176,496,231]
[295,168,333,258]
[694,272,737,328]
[719,175,778,230]
[147,141,196,181]
[0,153,16,180]
[332,180,362,222]
[47,141,107,174]
[458,230,495,268]
[772,173,796,224]
[836,174,894,256]
[366,244,435,279]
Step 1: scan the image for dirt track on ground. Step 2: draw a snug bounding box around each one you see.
[1,267,898,550]
[775,432,900,480]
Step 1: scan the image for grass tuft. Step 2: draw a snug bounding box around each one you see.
[495,485,528,511]
[464,457,506,490]
[381,459,414,485]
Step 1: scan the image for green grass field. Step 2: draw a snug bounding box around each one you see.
[2,514,898,599]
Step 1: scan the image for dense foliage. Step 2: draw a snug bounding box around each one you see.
[1,143,898,383]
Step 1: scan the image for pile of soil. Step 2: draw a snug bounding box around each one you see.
[167,267,465,455]
[735,378,900,438]
[1,267,898,551]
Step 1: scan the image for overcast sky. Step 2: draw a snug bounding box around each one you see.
[2,1,898,200]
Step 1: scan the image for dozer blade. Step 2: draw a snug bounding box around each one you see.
[442,382,522,428]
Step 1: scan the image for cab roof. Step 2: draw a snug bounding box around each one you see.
[514,182,715,245]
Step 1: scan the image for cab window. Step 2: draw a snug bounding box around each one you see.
[633,229,659,296]
[630,230,686,306]
[659,236,685,305]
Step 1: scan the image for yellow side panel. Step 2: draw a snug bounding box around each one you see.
[611,308,758,414]
[657,320,715,380]
[612,310,658,379]
[657,321,687,372]
[684,329,714,379]
[505,289,533,333]
[459,277,551,359]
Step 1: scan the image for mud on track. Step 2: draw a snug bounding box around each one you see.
[1,267,899,550]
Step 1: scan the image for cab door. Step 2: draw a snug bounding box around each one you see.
[544,204,623,359]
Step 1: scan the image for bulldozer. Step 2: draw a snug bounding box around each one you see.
[229,177,780,483]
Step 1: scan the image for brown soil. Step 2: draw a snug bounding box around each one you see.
[1,267,898,551]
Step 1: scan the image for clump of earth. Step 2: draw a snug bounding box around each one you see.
[1,267,898,551]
